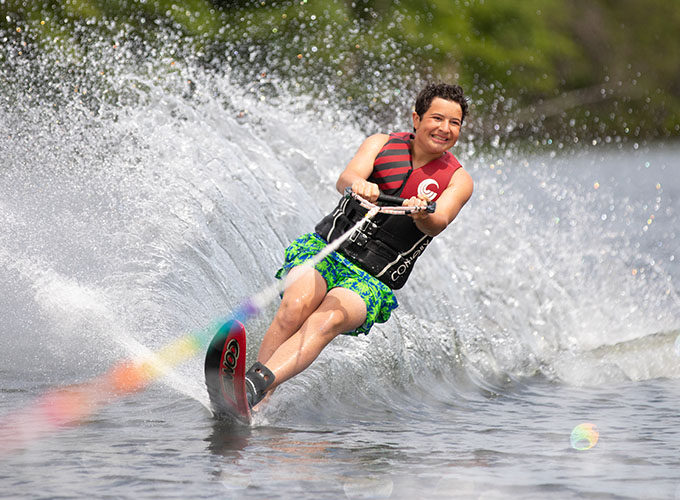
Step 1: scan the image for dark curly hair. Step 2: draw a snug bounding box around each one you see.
[414,83,469,123]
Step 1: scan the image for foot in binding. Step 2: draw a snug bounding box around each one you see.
[245,362,276,409]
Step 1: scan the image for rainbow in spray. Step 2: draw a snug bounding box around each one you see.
[0,192,405,456]
[0,303,263,457]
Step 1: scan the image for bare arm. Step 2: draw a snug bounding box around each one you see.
[405,168,474,237]
[336,134,389,202]
[337,134,472,236]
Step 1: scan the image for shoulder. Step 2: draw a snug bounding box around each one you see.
[341,134,391,179]
[388,131,414,143]
[361,133,391,150]
[350,134,391,161]
[447,167,474,201]
[443,151,463,170]
[442,152,470,191]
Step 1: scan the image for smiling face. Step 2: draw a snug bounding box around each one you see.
[411,97,463,160]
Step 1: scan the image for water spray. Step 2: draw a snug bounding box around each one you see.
[0,190,431,455]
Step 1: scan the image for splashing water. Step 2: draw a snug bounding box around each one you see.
[1,17,679,463]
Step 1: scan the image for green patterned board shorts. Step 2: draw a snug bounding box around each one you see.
[275,233,398,336]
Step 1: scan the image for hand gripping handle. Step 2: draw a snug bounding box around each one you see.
[344,187,436,213]
[376,193,437,213]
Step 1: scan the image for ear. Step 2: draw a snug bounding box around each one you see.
[412,110,420,131]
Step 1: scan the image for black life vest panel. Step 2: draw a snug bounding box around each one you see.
[315,132,462,289]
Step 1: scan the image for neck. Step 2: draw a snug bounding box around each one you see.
[411,142,443,169]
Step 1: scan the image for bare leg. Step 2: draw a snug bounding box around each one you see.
[257,266,328,363]
[261,287,367,391]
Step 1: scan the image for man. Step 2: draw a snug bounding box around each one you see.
[243,83,474,407]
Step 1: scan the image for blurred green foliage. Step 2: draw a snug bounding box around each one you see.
[2,0,678,142]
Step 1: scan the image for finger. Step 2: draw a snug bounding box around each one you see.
[403,196,419,207]
[367,183,379,201]
[352,181,379,202]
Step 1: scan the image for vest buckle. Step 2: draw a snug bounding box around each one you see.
[349,229,369,246]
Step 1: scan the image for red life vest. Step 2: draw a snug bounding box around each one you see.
[315,132,462,289]
[369,132,461,201]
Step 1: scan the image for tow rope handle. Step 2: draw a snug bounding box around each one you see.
[376,192,437,213]
[344,187,436,214]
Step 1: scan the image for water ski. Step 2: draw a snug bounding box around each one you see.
[204,320,251,424]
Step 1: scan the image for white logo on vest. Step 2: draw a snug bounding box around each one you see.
[417,179,439,200]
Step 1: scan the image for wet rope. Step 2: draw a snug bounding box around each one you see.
[0,191,420,454]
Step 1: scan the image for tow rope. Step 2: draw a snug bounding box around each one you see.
[0,189,433,454]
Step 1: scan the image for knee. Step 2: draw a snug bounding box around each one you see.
[308,308,358,337]
[273,295,310,332]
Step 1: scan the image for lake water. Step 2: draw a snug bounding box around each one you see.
[1,25,679,500]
